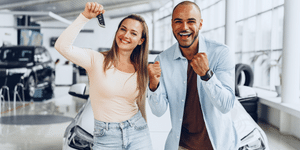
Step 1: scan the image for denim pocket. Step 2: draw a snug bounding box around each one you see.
[94,127,106,137]
[133,117,148,130]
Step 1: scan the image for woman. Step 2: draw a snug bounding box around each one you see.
[55,2,152,150]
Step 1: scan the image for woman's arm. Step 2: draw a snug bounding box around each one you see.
[54,2,105,71]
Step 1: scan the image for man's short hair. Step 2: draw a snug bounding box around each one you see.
[172,1,202,18]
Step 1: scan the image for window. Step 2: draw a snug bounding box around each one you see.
[198,0,285,91]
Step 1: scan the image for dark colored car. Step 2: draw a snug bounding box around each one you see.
[0,46,55,100]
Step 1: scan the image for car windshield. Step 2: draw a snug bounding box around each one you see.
[0,48,33,63]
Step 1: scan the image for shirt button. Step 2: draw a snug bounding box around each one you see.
[179,119,182,121]
[177,136,179,138]
[184,81,186,84]
[182,100,184,102]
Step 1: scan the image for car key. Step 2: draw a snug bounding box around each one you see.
[97,13,105,28]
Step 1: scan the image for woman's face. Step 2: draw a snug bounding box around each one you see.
[116,18,144,52]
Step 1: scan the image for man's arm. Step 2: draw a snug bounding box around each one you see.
[204,47,235,113]
[192,48,235,114]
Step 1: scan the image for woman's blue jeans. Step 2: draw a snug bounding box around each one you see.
[93,111,153,150]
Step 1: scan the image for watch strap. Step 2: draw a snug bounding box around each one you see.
[201,69,213,81]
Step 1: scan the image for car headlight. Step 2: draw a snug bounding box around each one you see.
[64,101,88,138]
[239,128,266,150]
[67,125,93,150]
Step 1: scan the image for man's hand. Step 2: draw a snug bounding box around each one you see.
[148,61,161,91]
[190,53,209,76]
[82,2,105,19]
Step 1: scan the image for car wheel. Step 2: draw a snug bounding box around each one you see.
[25,75,36,99]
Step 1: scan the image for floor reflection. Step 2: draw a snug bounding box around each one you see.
[0,86,88,150]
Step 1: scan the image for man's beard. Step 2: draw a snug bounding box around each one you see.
[174,31,199,48]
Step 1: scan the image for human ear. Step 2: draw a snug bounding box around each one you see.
[138,38,145,45]
[199,19,203,30]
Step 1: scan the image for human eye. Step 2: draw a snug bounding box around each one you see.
[175,20,182,23]
[188,20,196,24]
[120,27,126,31]
[132,32,137,36]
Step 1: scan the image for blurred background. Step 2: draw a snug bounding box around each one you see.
[0,0,300,150]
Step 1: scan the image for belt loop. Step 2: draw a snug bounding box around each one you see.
[128,120,133,127]
[106,122,108,131]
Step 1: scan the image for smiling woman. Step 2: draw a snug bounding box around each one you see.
[54,2,152,150]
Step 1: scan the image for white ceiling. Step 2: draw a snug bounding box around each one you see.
[0,0,171,22]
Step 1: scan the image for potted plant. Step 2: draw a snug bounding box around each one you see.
[250,51,282,97]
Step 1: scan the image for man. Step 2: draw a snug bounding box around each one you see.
[147,1,239,150]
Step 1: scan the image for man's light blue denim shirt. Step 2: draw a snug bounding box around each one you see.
[147,34,239,150]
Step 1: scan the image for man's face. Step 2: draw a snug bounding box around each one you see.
[172,4,203,48]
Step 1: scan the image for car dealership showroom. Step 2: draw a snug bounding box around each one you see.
[0,0,300,150]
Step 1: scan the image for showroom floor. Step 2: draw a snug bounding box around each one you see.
[0,76,300,150]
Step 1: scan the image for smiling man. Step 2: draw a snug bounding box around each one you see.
[147,1,239,150]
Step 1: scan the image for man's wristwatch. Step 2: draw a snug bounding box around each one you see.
[201,69,213,81]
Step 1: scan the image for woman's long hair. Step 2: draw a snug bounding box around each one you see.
[102,14,149,109]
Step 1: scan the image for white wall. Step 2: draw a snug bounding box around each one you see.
[0,10,18,46]
[40,15,121,63]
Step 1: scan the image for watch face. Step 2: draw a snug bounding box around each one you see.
[201,69,213,80]
[208,70,213,77]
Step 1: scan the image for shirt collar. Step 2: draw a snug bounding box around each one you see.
[173,34,207,60]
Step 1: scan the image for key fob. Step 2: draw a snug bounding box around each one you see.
[97,13,105,28]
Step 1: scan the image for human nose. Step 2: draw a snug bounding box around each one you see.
[181,22,188,30]
[124,31,130,39]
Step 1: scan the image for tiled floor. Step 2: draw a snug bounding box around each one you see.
[0,76,300,150]
[258,122,300,150]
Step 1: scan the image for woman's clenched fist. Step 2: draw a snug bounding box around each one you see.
[82,2,105,19]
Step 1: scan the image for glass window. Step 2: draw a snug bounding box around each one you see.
[236,22,244,53]
[236,0,245,21]
[248,0,257,17]
[273,0,284,6]
[261,0,273,12]
[216,0,225,28]
[216,27,225,44]
[261,12,272,50]
[242,17,257,53]
[248,17,256,52]
[0,48,33,62]
[271,7,284,50]
[252,51,270,88]
[207,6,215,30]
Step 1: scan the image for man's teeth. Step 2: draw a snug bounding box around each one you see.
[179,33,191,36]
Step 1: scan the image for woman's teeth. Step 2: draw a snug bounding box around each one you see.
[121,39,129,43]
